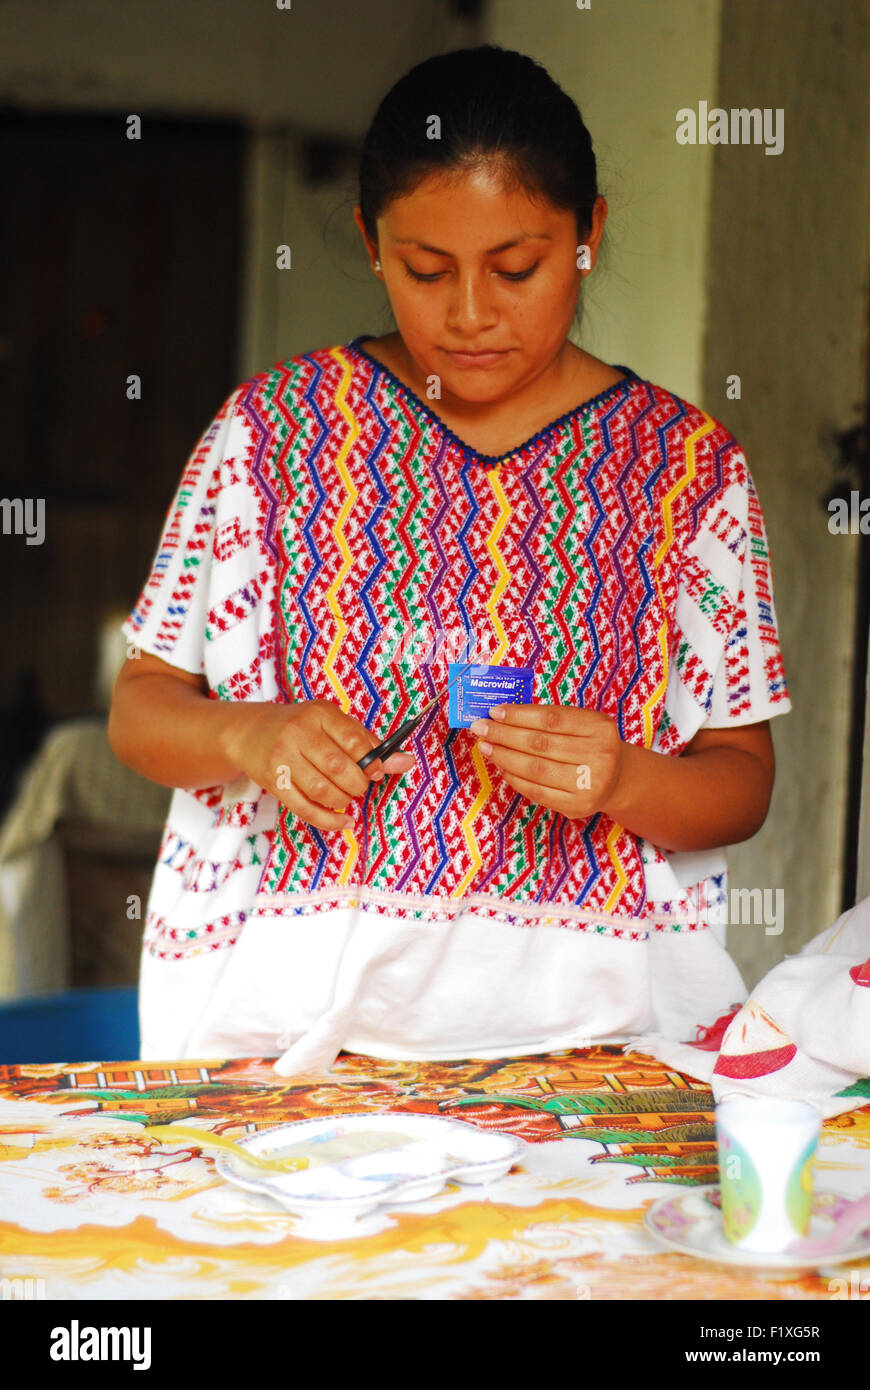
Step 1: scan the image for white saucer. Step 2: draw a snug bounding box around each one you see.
[214,1112,523,1226]
[645,1184,870,1271]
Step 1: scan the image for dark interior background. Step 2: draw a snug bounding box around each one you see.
[0,110,245,809]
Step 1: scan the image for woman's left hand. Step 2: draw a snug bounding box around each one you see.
[469,704,625,819]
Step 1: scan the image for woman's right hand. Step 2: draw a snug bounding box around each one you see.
[219,699,416,832]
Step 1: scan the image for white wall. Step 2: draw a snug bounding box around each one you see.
[0,0,457,137]
[702,0,870,982]
[482,0,722,401]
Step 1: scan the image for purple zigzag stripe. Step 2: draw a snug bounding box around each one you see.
[395,705,449,893]
[595,392,672,734]
[515,443,550,671]
[594,427,639,715]
[576,418,614,706]
[539,433,592,900]
[526,808,570,905]
[471,445,553,896]
[355,368,393,727]
[576,384,660,710]
[422,458,484,892]
[563,389,658,908]
[392,437,456,892]
[297,361,338,885]
[254,356,332,883]
[294,357,330,710]
[574,812,603,905]
[454,457,481,621]
[617,531,656,727]
[475,789,524,893]
[422,438,454,692]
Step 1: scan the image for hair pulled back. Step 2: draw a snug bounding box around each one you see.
[358,45,599,248]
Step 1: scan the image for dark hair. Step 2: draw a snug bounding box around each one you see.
[358,45,600,248]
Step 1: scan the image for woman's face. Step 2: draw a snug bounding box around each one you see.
[354,165,607,404]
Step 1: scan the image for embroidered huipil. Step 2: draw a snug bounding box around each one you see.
[123,337,792,1070]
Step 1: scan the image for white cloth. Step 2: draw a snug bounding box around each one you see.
[626,896,870,1119]
[140,899,750,1073]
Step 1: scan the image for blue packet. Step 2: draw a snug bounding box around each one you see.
[448,663,534,729]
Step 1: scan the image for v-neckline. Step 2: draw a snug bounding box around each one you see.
[346,335,641,468]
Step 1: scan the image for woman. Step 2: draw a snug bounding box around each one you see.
[109,46,791,1069]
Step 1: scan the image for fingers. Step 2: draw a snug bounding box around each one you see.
[492,767,585,817]
[481,703,596,734]
[380,751,417,775]
[288,743,371,809]
[469,716,593,768]
[273,707,418,830]
[275,761,355,833]
[316,706,394,785]
[317,706,419,788]
[474,739,579,795]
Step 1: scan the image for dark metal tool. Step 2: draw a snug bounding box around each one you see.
[357,659,474,772]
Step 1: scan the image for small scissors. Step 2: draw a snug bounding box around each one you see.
[357,660,474,772]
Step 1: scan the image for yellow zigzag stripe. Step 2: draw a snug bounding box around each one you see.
[484,467,511,662]
[641,596,671,748]
[456,743,494,897]
[653,413,712,568]
[609,415,717,903]
[640,414,715,749]
[603,818,629,913]
[325,350,360,881]
[455,468,511,897]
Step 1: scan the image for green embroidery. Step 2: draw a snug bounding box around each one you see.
[750,533,768,563]
[697,574,725,620]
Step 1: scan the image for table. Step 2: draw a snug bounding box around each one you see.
[1,1047,869,1301]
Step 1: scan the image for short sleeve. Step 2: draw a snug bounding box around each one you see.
[657,455,792,748]
[701,466,791,727]
[121,380,279,700]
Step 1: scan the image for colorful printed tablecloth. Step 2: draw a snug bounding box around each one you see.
[1,1048,869,1300]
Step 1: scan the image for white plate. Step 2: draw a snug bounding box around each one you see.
[214,1112,523,1222]
[645,1184,870,1272]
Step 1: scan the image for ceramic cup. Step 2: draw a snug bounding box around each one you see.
[716,1096,821,1252]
